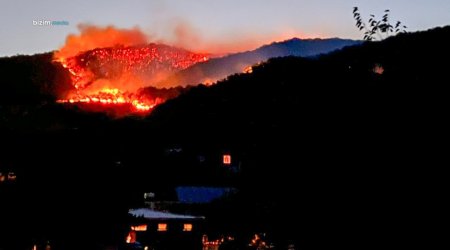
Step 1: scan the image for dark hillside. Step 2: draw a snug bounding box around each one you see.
[145,26,449,248]
[1,26,448,249]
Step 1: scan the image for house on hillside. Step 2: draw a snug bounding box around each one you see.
[127,208,205,250]
[128,187,237,250]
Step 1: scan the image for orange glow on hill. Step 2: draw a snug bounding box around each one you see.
[55,43,208,115]
[53,25,209,116]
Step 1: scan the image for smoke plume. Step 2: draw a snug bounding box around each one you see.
[54,24,149,60]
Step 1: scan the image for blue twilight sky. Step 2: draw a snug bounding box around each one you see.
[0,0,449,56]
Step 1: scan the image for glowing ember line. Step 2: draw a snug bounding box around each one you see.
[57,88,156,112]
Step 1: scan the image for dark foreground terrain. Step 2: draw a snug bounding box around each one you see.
[1,26,449,249]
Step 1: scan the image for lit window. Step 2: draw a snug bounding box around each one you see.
[157,223,167,231]
[183,223,193,231]
[223,154,231,165]
[131,224,147,231]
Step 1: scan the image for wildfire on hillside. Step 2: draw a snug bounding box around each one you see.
[54,26,209,116]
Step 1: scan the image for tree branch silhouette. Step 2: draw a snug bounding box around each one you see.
[353,7,407,41]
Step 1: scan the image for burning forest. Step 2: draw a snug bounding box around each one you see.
[53,25,209,116]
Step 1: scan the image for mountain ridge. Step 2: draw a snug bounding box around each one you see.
[156,37,361,87]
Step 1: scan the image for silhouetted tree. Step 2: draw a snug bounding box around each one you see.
[353,7,407,41]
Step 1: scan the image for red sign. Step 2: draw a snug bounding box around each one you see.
[223,154,231,165]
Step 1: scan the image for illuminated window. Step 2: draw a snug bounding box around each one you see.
[223,154,231,165]
[131,224,147,231]
[157,223,167,231]
[183,223,193,231]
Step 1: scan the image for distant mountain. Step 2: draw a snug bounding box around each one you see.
[157,38,360,87]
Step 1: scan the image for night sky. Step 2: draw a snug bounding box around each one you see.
[1,0,449,56]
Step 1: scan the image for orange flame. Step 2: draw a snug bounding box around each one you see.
[54,25,209,115]
[56,88,160,112]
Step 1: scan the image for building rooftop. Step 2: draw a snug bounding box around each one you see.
[129,208,204,220]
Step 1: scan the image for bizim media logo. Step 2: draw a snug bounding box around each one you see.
[33,20,69,26]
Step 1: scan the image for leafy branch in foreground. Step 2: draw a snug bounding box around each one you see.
[353,7,407,41]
